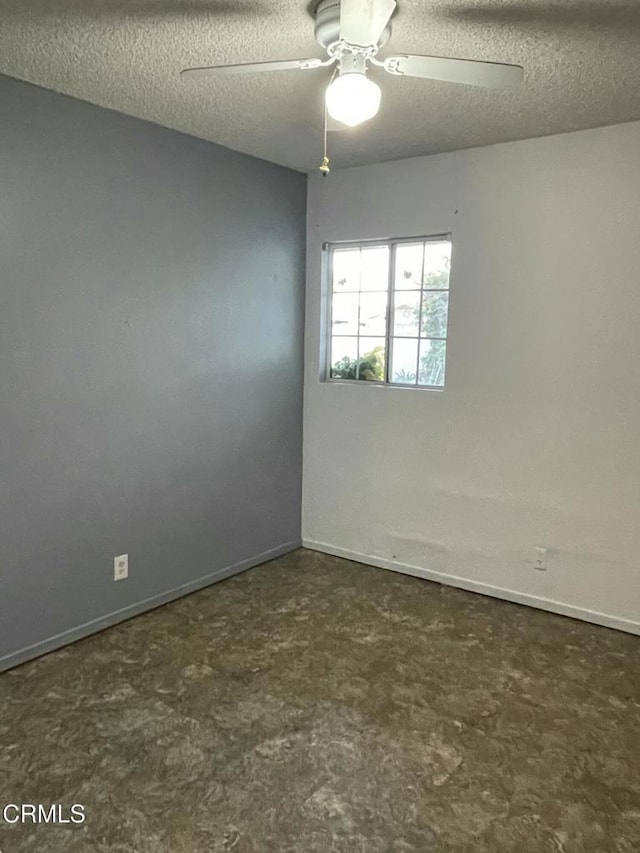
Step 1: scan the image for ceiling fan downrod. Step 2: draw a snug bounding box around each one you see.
[314,0,392,54]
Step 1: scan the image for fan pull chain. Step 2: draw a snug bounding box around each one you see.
[319,68,337,177]
[319,108,330,177]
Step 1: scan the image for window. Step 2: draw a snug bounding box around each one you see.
[326,235,452,388]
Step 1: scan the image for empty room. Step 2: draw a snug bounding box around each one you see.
[1,0,639,850]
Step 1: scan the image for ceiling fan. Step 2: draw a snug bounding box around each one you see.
[180,0,523,129]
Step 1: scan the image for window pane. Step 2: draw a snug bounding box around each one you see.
[330,336,358,378]
[419,338,446,387]
[360,246,389,291]
[327,237,450,389]
[423,242,451,289]
[394,243,423,290]
[393,291,421,336]
[359,291,387,336]
[331,292,359,336]
[390,338,418,385]
[421,292,449,338]
[358,337,385,381]
[332,249,360,292]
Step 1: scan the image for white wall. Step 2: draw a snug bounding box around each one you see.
[303,121,640,634]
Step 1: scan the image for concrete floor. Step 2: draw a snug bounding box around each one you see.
[1,549,639,852]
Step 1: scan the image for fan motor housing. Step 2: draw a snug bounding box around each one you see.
[314,0,392,51]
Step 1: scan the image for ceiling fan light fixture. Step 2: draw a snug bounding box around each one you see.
[325,72,382,127]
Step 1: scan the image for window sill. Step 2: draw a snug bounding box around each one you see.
[322,378,445,392]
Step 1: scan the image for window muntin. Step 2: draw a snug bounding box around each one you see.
[327,236,451,388]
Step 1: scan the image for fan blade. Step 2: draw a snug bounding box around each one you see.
[382,54,523,89]
[181,57,328,79]
[339,0,396,47]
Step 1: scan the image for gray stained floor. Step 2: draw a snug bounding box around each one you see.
[1,549,639,852]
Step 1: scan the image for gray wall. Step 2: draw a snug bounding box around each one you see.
[0,75,306,670]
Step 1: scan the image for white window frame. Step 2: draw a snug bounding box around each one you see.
[324,234,452,390]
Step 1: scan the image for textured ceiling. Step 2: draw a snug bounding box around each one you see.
[1,0,640,172]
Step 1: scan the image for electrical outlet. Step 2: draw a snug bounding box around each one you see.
[533,546,548,571]
[114,554,128,581]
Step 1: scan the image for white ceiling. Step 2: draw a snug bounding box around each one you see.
[1,0,640,172]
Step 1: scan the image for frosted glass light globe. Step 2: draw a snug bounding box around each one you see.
[325,73,382,127]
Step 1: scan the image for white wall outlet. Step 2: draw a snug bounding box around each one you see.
[114,554,128,581]
[533,546,548,571]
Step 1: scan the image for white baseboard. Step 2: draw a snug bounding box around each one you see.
[0,540,301,673]
[302,538,640,637]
